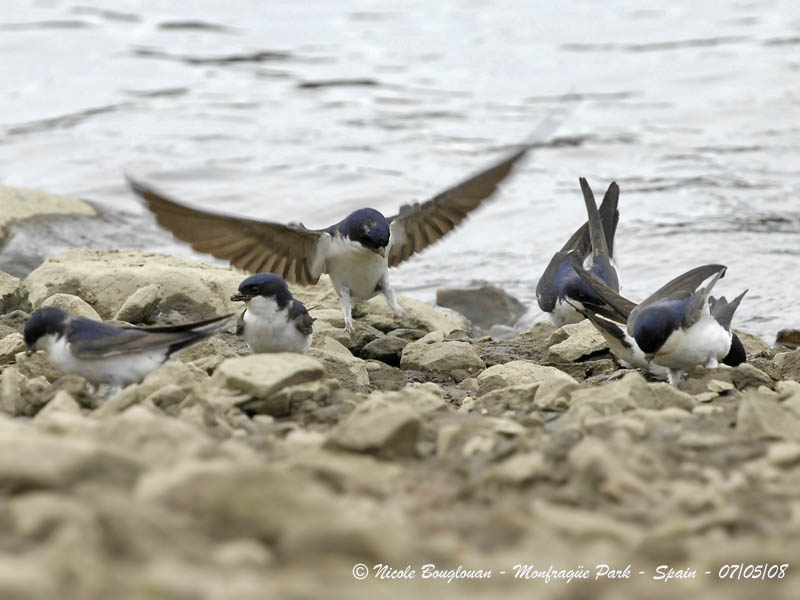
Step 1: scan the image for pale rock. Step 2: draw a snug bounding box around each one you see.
[548,320,609,362]
[767,442,800,467]
[325,398,421,458]
[94,360,208,418]
[211,353,325,416]
[310,335,353,358]
[41,293,102,321]
[179,335,238,372]
[0,185,96,243]
[114,284,161,323]
[734,329,770,357]
[361,294,466,335]
[708,379,735,393]
[23,249,244,320]
[774,349,800,381]
[0,333,25,364]
[693,404,723,416]
[487,452,546,484]
[307,347,369,390]
[309,320,350,347]
[737,390,800,441]
[0,270,22,313]
[35,390,82,420]
[0,366,25,415]
[400,340,485,377]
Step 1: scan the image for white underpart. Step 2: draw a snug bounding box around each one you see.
[324,234,404,332]
[325,235,387,302]
[242,296,311,353]
[41,334,167,386]
[549,298,585,327]
[651,311,732,372]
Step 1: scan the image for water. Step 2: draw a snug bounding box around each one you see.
[2,0,798,341]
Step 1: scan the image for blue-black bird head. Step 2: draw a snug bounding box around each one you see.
[339,208,390,255]
[24,307,70,353]
[231,273,292,308]
[631,298,691,356]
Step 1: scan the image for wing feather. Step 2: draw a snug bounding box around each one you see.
[128,177,325,285]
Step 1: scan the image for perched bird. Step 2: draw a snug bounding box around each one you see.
[536,177,620,327]
[231,273,313,353]
[572,264,746,385]
[128,142,536,334]
[24,306,233,387]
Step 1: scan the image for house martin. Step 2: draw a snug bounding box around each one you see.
[24,306,233,387]
[126,110,574,335]
[231,273,313,353]
[536,177,620,327]
[572,264,746,385]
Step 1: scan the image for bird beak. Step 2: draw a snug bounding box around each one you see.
[230,293,250,302]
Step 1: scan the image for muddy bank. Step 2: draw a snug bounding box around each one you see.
[0,247,798,599]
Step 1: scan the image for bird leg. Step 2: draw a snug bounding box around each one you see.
[667,369,684,386]
[339,287,355,335]
[377,273,407,320]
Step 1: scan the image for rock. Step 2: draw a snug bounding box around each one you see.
[211,354,325,417]
[40,293,102,321]
[487,452,546,485]
[0,185,96,245]
[476,320,557,366]
[776,328,800,348]
[548,320,609,362]
[387,328,427,341]
[114,284,161,323]
[361,294,466,335]
[94,361,208,418]
[766,442,800,468]
[0,333,25,364]
[325,398,421,458]
[400,340,485,378]
[561,372,695,429]
[306,347,370,391]
[0,271,23,313]
[309,320,351,347]
[774,349,800,381]
[143,384,186,414]
[0,416,141,490]
[360,335,409,366]
[435,284,526,331]
[477,360,577,395]
[733,329,770,357]
[737,390,800,441]
[0,367,25,415]
[178,335,238,372]
[24,249,244,320]
[346,322,384,354]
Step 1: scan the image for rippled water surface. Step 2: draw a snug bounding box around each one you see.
[2,0,799,340]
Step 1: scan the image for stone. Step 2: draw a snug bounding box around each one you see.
[306,347,369,391]
[734,329,770,357]
[0,333,25,364]
[387,328,427,341]
[0,185,96,245]
[548,320,609,362]
[435,284,527,331]
[23,249,245,320]
[774,349,800,381]
[487,452,546,484]
[0,366,25,415]
[0,271,23,313]
[34,389,82,421]
[360,335,409,366]
[114,284,161,323]
[400,340,485,377]
[477,360,577,395]
[324,398,421,458]
[40,293,102,321]
[737,390,800,441]
[361,294,467,335]
[211,354,325,416]
[766,442,800,467]
[346,322,384,354]
[178,335,238,372]
[94,361,208,418]
[309,320,351,347]
[776,328,800,348]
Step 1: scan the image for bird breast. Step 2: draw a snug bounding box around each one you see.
[325,235,388,302]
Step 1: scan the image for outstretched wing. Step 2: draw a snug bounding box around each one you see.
[69,313,234,358]
[386,146,529,267]
[128,177,328,285]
